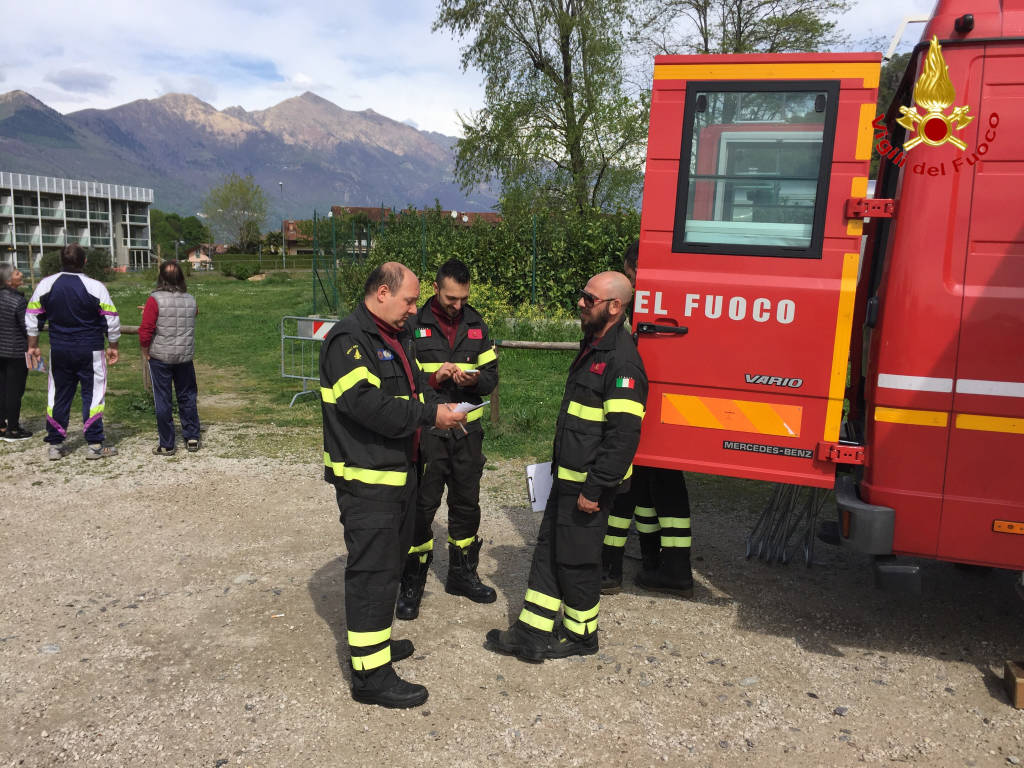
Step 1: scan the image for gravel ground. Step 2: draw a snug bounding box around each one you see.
[2,423,1023,767]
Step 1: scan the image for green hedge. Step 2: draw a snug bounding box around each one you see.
[370,206,639,311]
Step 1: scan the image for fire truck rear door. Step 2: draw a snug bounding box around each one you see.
[634,53,881,488]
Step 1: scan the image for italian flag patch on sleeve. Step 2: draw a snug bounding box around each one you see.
[615,376,635,389]
[415,328,432,338]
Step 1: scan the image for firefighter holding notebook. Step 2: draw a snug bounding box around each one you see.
[396,259,500,620]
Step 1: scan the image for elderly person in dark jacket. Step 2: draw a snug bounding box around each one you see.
[0,263,32,441]
[138,261,201,455]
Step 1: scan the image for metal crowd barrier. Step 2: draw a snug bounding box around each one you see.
[280,318,578,414]
[280,316,337,406]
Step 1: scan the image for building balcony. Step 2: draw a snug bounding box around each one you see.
[41,233,65,245]
[39,206,62,218]
[91,236,111,246]
[0,204,12,215]
[65,209,89,220]
[129,238,150,247]
[66,235,90,246]
[122,214,149,224]
[14,205,38,216]
[89,211,109,221]
[0,232,11,245]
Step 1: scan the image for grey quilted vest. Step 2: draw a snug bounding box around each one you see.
[150,291,197,364]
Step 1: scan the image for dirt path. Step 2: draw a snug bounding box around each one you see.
[1,425,1022,767]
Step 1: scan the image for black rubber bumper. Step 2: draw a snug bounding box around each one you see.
[835,474,894,555]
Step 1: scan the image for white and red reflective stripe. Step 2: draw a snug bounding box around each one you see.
[310,320,335,340]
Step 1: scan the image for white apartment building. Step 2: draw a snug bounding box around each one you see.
[0,171,154,272]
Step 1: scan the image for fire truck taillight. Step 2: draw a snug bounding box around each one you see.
[993,520,1024,535]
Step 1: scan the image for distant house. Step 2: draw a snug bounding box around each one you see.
[330,205,389,224]
[281,219,312,257]
[185,243,225,270]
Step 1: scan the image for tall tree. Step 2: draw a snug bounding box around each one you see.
[201,174,269,250]
[434,0,649,215]
[150,208,211,259]
[631,0,851,56]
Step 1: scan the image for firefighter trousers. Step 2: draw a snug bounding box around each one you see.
[517,482,615,641]
[412,429,485,553]
[335,474,416,679]
[604,466,691,562]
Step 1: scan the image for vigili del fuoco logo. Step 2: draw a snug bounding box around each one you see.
[872,36,1000,174]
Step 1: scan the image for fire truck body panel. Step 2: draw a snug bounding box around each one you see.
[635,53,880,489]
[858,33,1024,570]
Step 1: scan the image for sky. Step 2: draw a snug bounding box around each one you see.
[2,0,936,137]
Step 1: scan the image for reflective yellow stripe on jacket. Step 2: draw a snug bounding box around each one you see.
[477,346,497,367]
[323,453,407,486]
[321,366,382,403]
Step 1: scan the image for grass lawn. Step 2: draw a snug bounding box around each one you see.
[20,271,578,461]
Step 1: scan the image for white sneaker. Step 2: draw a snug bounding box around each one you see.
[48,444,69,461]
[86,443,118,460]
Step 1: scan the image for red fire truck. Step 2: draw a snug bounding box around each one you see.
[632,0,1024,590]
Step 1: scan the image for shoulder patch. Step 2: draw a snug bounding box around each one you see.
[590,362,606,375]
[468,328,483,339]
[346,345,362,360]
[615,376,636,389]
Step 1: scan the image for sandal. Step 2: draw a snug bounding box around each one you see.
[153,445,176,456]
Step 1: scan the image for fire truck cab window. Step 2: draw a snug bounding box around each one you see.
[672,85,838,258]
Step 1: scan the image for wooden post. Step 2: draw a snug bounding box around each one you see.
[490,383,500,426]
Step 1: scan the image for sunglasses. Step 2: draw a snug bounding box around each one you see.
[578,289,614,308]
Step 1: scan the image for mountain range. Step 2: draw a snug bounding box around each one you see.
[0,90,497,222]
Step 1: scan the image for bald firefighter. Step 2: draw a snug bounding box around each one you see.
[320,262,465,708]
[397,258,499,620]
[601,241,694,597]
[486,271,647,661]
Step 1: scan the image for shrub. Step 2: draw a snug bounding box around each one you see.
[222,262,260,280]
[39,247,113,281]
[262,271,291,285]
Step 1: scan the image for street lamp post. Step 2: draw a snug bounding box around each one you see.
[174,239,184,260]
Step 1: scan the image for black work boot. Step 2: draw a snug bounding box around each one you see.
[638,532,661,573]
[484,624,548,663]
[545,625,599,659]
[391,638,414,663]
[351,665,428,709]
[445,538,497,603]
[636,548,694,598]
[601,545,623,594]
[396,552,432,621]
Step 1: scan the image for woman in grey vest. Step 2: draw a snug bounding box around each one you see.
[0,263,32,441]
[139,261,200,455]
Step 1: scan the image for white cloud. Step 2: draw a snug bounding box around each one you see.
[4,0,484,136]
[3,0,939,136]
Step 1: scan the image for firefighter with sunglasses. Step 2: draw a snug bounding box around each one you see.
[486,271,646,662]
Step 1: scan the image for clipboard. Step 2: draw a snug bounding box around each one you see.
[525,461,552,512]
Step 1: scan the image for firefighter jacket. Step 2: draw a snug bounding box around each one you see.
[408,299,498,437]
[553,321,648,502]
[320,302,439,501]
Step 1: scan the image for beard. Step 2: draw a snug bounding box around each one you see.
[580,304,610,337]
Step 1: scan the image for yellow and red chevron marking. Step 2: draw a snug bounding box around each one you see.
[661,393,803,438]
